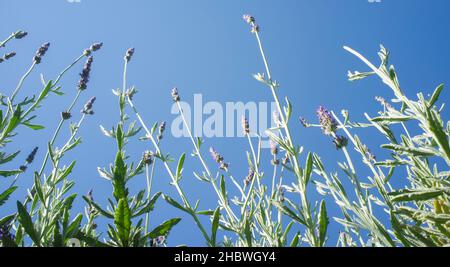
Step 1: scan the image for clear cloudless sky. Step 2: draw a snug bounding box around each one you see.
[1,0,449,246]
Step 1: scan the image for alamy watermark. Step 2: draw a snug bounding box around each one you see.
[171,94,278,148]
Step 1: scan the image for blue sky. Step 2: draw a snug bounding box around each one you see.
[1,0,449,246]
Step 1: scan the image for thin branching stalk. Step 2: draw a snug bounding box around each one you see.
[247,17,318,246]
[10,63,36,103]
[175,101,238,224]
[127,97,211,245]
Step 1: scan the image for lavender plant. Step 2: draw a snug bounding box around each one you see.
[122,15,328,247]
[307,45,450,246]
[1,13,449,247]
[81,48,180,247]
[0,30,103,246]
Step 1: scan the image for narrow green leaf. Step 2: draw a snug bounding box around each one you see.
[132,192,162,218]
[389,188,444,202]
[163,194,190,213]
[112,151,127,201]
[36,81,53,102]
[116,123,124,150]
[0,169,22,177]
[82,195,114,219]
[23,122,45,130]
[65,214,83,238]
[53,221,64,247]
[114,198,131,247]
[0,151,20,165]
[318,200,329,246]
[290,232,300,247]
[211,207,220,246]
[176,153,186,180]
[243,217,252,247]
[33,172,45,204]
[148,218,181,239]
[197,210,215,216]
[381,143,437,157]
[428,83,444,107]
[304,152,313,185]
[0,186,17,206]
[16,201,40,246]
[0,214,15,228]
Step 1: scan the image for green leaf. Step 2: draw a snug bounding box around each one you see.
[163,194,190,213]
[284,97,292,122]
[114,198,131,246]
[389,188,445,202]
[132,192,162,218]
[371,116,413,123]
[36,81,53,102]
[281,221,294,245]
[243,217,252,247]
[33,172,45,204]
[220,175,226,200]
[318,200,329,247]
[53,221,64,247]
[426,108,450,165]
[303,152,313,185]
[148,218,181,239]
[176,153,185,181]
[76,232,110,247]
[347,70,375,81]
[65,214,83,238]
[290,232,300,247]
[0,186,17,206]
[272,201,306,225]
[23,122,45,130]
[390,212,412,247]
[0,169,22,177]
[381,144,437,157]
[57,161,76,182]
[1,234,18,247]
[197,210,215,216]
[112,151,127,201]
[3,105,21,136]
[16,201,40,246]
[0,151,20,165]
[211,207,220,246]
[82,195,114,219]
[116,123,124,150]
[0,214,15,228]
[428,83,444,107]
[47,142,57,165]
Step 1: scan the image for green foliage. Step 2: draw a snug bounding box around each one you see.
[2,18,449,248]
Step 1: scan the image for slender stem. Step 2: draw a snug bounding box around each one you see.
[332,111,392,207]
[48,115,85,185]
[247,134,261,191]
[22,54,85,120]
[19,53,86,208]
[41,114,86,231]
[241,170,257,215]
[251,25,317,245]
[38,90,82,176]
[0,33,15,48]
[144,161,156,237]
[127,97,211,245]
[176,101,238,223]
[122,59,157,241]
[270,163,277,199]
[225,170,245,198]
[54,54,85,86]
[176,102,211,176]
[123,62,128,92]
[10,63,36,103]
